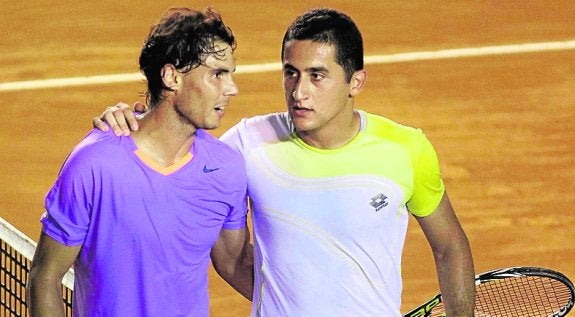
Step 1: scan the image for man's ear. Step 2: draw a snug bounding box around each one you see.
[349,69,367,97]
[161,64,179,92]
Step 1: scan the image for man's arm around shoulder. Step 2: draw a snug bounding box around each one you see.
[210,227,254,301]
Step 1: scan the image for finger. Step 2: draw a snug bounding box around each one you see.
[104,104,129,136]
[122,105,139,133]
[112,106,132,136]
[134,101,148,114]
[92,116,109,132]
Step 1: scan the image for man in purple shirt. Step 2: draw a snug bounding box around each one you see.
[26,7,253,317]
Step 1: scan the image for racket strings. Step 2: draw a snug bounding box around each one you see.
[475,276,571,316]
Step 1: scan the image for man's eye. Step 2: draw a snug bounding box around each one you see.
[311,73,324,80]
[283,70,296,78]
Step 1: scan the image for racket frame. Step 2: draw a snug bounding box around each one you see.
[403,266,575,317]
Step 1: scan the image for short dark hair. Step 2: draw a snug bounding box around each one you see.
[139,7,236,105]
[281,8,363,82]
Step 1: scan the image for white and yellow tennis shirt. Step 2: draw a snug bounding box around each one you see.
[220,110,444,316]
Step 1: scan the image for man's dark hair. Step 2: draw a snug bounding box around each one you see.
[281,8,363,82]
[139,7,236,105]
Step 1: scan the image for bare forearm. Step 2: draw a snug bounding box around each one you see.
[27,275,66,317]
[216,242,254,300]
[224,259,254,301]
[434,242,475,316]
[418,193,476,316]
[211,230,254,301]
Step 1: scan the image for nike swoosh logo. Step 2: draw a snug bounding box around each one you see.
[203,165,220,173]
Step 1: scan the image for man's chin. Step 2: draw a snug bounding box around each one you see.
[203,124,220,131]
[291,116,314,130]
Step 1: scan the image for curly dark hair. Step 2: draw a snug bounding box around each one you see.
[139,7,236,106]
[281,8,363,83]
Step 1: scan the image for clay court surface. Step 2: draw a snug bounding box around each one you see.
[1,1,574,315]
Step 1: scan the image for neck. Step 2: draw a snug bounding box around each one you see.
[131,102,196,167]
[297,110,361,149]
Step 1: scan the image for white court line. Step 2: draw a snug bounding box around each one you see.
[1,40,574,92]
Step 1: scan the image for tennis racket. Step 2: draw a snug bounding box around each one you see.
[404,266,575,317]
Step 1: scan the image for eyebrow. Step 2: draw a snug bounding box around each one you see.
[218,67,236,73]
[205,64,236,74]
[283,63,329,74]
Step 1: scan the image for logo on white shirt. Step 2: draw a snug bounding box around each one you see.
[369,193,388,212]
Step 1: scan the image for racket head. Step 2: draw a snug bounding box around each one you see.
[474,266,574,317]
[404,266,575,317]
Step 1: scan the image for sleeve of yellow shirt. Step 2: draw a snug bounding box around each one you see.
[406,131,445,217]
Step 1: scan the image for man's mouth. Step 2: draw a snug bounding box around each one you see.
[214,106,226,118]
[292,104,312,115]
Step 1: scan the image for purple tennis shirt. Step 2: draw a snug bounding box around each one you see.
[42,128,248,317]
